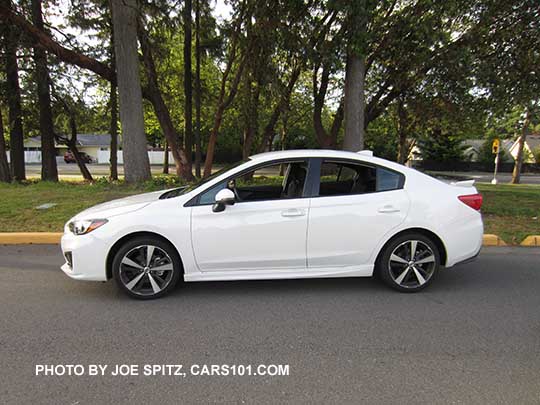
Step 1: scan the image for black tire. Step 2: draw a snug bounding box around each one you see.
[112,236,182,299]
[377,232,440,292]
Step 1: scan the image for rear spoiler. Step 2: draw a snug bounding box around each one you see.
[450,180,475,187]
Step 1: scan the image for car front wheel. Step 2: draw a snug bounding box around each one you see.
[112,237,182,299]
[377,233,440,292]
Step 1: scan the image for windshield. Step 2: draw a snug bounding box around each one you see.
[159,160,248,199]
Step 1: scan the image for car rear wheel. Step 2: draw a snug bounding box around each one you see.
[112,237,182,299]
[377,233,440,292]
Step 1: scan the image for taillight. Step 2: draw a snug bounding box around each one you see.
[458,194,483,211]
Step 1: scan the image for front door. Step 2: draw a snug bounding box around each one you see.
[191,160,310,272]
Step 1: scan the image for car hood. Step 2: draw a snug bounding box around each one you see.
[71,189,171,220]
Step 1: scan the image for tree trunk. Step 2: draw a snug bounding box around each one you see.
[203,106,224,178]
[0,109,12,182]
[163,141,169,174]
[52,92,93,181]
[511,109,531,184]
[343,52,365,152]
[70,148,93,181]
[108,22,118,181]
[396,98,408,164]
[31,0,58,181]
[241,79,260,160]
[3,0,25,181]
[194,0,202,178]
[109,81,119,180]
[312,63,344,148]
[203,54,247,177]
[258,66,301,153]
[278,112,288,176]
[242,126,256,160]
[66,123,93,182]
[110,0,151,183]
[138,25,194,181]
[183,0,193,175]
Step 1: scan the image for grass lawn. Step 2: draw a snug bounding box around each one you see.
[0,179,180,233]
[0,179,538,244]
[476,183,540,244]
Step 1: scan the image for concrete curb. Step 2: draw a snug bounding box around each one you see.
[0,233,62,245]
[520,235,540,247]
[482,234,507,246]
[0,232,537,247]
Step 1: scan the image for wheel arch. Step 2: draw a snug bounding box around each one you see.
[106,231,184,280]
[375,227,448,270]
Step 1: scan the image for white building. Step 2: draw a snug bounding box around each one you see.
[509,135,540,163]
[23,134,113,162]
[21,134,173,165]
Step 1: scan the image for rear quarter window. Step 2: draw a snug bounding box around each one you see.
[376,168,403,191]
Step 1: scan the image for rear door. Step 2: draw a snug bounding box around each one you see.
[307,159,410,268]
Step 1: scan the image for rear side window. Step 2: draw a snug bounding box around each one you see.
[377,168,402,191]
[317,160,403,197]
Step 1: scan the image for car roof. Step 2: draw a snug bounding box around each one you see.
[249,149,409,173]
[250,149,366,161]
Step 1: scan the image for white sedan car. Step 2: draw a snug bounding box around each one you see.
[61,150,483,299]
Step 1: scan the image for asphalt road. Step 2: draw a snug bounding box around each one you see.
[1,245,539,404]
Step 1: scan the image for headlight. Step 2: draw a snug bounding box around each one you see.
[68,219,108,235]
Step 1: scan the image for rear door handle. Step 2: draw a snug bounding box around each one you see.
[378,205,400,213]
[281,208,306,217]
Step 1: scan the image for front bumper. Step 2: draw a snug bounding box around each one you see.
[60,232,109,281]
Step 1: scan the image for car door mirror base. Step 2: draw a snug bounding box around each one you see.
[212,202,226,212]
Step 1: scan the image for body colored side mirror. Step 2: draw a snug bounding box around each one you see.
[213,188,235,212]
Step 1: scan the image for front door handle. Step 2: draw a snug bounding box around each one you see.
[281,208,306,217]
[378,205,400,213]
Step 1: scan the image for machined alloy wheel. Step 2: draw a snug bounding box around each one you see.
[112,237,181,299]
[378,233,440,292]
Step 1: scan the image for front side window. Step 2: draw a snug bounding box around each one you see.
[198,160,308,205]
[317,160,403,197]
[162,160,247,200]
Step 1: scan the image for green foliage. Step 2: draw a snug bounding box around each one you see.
[2,0,539,177]
[417,132,465,163]
[533,148,540,164]
[144,174,186,188]
[472,0,540,108]
[364,114,398,161]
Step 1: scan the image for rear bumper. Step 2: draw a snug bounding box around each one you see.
[60,232,109,281]
[450,249,480,267]
[443,214,483,268]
